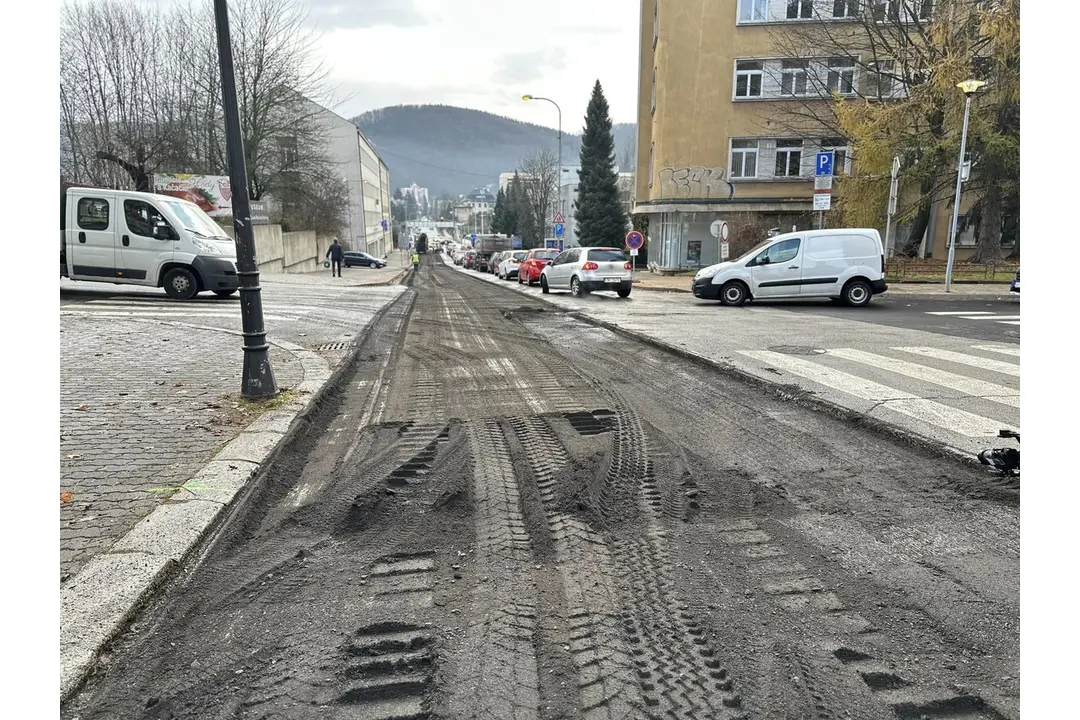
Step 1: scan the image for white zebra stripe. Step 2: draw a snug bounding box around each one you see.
[893,347,1020,377]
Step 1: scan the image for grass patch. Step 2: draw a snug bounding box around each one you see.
[213,388,304,427]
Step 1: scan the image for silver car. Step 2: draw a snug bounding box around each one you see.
[540,246,633,298]
[497,250,529,280]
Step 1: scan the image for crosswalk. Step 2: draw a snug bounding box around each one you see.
[925,310,1020,326]
[739,343,1020,443]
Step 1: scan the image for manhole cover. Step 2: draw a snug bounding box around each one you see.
[769,345,826,356]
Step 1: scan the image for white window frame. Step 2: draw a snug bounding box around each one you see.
[865,59,896,98]
[873,0,899,22]
[786,0,813,19]
[734,60,764,99]
[826,58,856,96]
[832,0,859,18]
[780,60,810,97]
[738,0,769,23]
[774,139,804,178]
[730,139,760,180]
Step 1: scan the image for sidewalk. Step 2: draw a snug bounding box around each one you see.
[60,277,409,701]
[261,250,411,287]
[631,271,1016,300]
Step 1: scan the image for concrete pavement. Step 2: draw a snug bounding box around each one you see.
[59,274,409,700]
[441,253,1019,460]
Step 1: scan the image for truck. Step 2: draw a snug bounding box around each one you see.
[61,185,240,300]
[415,233,428,254]
[474,234,513,255]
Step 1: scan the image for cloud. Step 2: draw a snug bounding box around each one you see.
[305,0,429,31]
[491,50,566,87]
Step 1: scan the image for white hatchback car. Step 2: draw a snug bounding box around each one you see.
[692,228,887,307]
[497,250,529,280]
[541,247,633,298]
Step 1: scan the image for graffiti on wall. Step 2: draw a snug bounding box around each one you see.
[656,166,736,200]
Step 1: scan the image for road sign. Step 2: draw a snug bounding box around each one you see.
[630,248,639,257]
[813,193,832,211]
[470,233,476,240]
[380,219,388,230]
[554,223,565,237]
[708,220,728,240]
[816,152,834,177]
[625,230,645,250]
[512,237,522,249]
[720,242,730,261]
[814,176,833,191]
[553,210,565,224]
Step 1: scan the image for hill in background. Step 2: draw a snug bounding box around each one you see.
[353,105,636,197]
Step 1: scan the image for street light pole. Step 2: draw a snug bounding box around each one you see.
[213,0,277,399]
[945,80,986,293]
[522,94,562,226]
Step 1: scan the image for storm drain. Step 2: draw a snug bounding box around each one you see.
[315,341,356,352]
[563,409,615,436]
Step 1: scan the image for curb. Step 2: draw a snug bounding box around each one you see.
[631,282,1017,302]
[59,294,409,703]
[441,255,981,469]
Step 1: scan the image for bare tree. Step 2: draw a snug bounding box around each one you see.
[517,148,559,248]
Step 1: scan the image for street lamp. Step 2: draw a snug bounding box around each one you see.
[522,94,562,231]
[213,0,277,398]
[945,79,986,293]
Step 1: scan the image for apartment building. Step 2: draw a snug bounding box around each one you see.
[635,0,975,271]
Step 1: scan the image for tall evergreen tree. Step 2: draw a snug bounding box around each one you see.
[491,187,507,234]
[506,173,524,239]
[575,80,627,247]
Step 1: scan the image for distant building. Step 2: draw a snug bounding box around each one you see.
[399,183,430,207]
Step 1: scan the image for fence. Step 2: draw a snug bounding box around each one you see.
[885,258,1018,282]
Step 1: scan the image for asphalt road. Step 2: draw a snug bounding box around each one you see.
[748,296,1020,343]
[64,261,1019,720]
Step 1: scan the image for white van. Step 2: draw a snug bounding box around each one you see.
[691,228,887,307]
[60,186,239,300]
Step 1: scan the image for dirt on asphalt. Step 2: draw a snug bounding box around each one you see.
[63,260,1019,720]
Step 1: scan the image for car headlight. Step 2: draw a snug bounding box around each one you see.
[192,238,222,255]
[695,266,720,280]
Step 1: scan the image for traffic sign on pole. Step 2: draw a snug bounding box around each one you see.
[625,230,645,250]
[553,210,565,224]
[813,193,832,211]
[815,152,835,177]
[709,220,729,240]
[554,223,564,237]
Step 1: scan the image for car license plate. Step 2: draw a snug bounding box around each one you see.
[604,277,620,284]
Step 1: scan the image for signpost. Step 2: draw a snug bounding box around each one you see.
[884,155,901,258]
[625,230,644,282]
[814,152,834,226]
[554,223,564,237]
[709,219,730,261]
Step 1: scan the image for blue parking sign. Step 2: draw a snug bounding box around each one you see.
[815,152,834,177]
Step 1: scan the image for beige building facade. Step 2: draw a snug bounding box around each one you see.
[635,0,989,271]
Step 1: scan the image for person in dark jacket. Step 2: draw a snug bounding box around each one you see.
[326,238,344,277]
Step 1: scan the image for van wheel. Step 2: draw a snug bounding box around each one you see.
[214,289,238,298]
[720,281,749,307]
[842,279,872,307]
[541,276,550,294]
[164,267,198,300]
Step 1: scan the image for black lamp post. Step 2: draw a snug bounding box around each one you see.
[213,0,278,399]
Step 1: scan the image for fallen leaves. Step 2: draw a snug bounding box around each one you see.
[73,404,90,412]
[60,492,73,504]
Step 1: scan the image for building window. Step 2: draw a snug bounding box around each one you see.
[653,2,659,47]
[780,60,809,96]
[648,143,654,186]
[826,58,856,95]
[735,61,764,98]
[787,0,813,19]
[865,60,895,97]
[821,138,850,175]
[651,68,657,114]
[738,0,769,22]
[873,1,899,21]
[774,139,803,178]
[730,139,759,179]
[832,0,859,18]
[918,1,932,20]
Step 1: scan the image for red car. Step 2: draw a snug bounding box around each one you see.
[518,248,560,286]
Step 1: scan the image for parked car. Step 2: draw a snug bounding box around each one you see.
[540,247,633,298]
[343,251,386,269]
[463,251,477,269]
[691,228,887,307]
[475,252,494,273]
[498,250,529,280]
[489,252,504,274]
[518,248,559,286]
[1010,266,1019,295]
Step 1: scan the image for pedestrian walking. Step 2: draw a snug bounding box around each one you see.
[411,250,420,271]
[326,238,344,277]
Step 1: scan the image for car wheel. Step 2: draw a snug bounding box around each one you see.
[720,281,748,307]
[214,289,238,298]
[571,276,586,297]
[541,276,550,294]
[842,279,872,307]
[617,287,631,298]
[164,267,199,300]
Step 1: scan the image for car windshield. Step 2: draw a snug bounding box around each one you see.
[162,200,231,240]
[533,251,557,260]
[588,249,625,262]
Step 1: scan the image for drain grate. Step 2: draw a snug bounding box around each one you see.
[315,341,356,352]
[769,345,826,356]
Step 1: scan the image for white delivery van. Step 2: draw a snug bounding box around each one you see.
[60,186,240,300]
[691,228,887,307]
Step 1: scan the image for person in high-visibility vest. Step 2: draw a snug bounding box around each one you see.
[411,251,420,270]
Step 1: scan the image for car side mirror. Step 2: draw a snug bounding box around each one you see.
[153,225,173,240]
[758,256,771,266]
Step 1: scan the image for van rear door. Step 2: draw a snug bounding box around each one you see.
[67,191,119,280]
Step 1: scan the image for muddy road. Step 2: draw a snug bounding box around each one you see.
[64,260,1019,720]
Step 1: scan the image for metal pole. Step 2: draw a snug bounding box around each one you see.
[213,0,277,399]
[556,103,562,220]
[945,95,973,293]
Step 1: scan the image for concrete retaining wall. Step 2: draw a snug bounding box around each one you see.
[220,224,322,274]
[283,231,320,273]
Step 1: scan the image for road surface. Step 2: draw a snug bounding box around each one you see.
[64,260,1019,720]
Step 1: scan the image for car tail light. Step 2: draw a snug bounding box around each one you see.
[624,262,632,270]
[582,261,599,271]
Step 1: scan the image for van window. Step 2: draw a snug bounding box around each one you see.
[124,199,169,238]
[755,238,801,265]
[77,198,110,231]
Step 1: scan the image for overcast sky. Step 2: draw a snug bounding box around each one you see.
[130,0,641,130]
